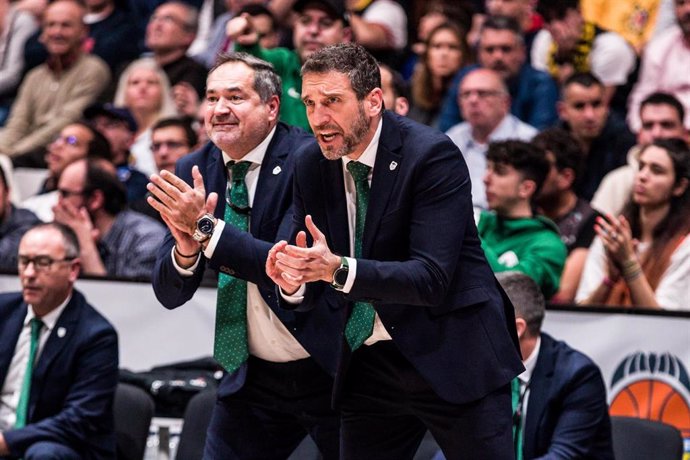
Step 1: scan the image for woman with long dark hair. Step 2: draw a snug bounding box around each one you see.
[408,21,470,128]
[576,138,690,310]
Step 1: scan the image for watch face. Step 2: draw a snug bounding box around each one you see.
[334,267,349,286]
[198,217,214,234]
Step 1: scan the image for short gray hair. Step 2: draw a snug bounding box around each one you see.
[210,52,282,103]
[25,222,80,259]
[496,271,545,336]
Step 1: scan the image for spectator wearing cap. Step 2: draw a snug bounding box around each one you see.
[20,122,112,222]
[445,68,538,210]
[84,104,149,203]
[225,0,353,131]
[52,158,165,279]
[0,0,110,166]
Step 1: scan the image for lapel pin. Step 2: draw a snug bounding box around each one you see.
[272,166,281,175]
[389,161,398,171]
[57,327,66,338]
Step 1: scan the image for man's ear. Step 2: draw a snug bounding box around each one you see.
[394,97,409,117]
[515,317,527,340]
[87,189,105,212]
[518,179,537,200]
[365,88,384,116]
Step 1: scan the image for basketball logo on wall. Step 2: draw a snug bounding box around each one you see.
[609,352,690,456]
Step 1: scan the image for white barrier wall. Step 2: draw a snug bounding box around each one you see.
[1,275,689,455]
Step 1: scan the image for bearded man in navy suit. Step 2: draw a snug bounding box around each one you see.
[267,43,524,459]
[0,223,118,459]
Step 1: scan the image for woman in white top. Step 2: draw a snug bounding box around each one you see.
[113,58,178,175]
[576,138,690,310]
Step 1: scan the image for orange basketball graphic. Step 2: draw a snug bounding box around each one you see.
[610,379,690,438]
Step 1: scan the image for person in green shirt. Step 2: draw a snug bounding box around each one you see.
[478,140,567,298]
[225,0,353,131]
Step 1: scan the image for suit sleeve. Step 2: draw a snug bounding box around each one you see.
[4,326,119,456]
[534,362,611,460]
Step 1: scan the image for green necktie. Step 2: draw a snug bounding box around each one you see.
[344,161,376,351]
[214,161,251,373]
[15,317,43,428]
[512,378,524,460]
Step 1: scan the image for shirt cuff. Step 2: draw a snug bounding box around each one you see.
[171,246,200,276]
[280,284,305,304]
[333,257,357,293]
[203,219,225,259]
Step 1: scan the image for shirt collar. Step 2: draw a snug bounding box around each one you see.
[519,335,541,384]
[221,125,277,168]
[25,294,72,333]
[342,116,383,170]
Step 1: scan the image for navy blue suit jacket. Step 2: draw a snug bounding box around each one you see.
[289,111,523,404]
[0,290,118,459]
[151,122,345,396]
[524,333,614,459]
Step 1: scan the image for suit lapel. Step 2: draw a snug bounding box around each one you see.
[0,302,28,383]
[206,145,228,220]
[320,158,350,256]
[523,335,555,458]
[362,114,402,257]
[32,293,82,383]
[251,125,289,238]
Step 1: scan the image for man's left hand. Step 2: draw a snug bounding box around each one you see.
[275,215,341,284]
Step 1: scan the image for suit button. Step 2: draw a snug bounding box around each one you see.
[220,266,235,275]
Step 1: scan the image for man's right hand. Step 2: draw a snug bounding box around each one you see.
[267,240,302,295]
[226,13,259,46]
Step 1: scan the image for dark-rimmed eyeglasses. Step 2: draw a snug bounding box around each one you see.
[51,135,79,146]
[57,188,88,199]
[18,255,76,271]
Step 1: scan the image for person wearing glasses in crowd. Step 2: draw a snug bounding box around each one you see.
[0,165,40,273]
[0,222,119,459]
[0,0,110,167]
[445,67,537,210]
[20,123,111,222]
[52,158,165,279]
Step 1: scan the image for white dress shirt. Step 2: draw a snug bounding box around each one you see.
[174,126,310,363]
[281,118,392,345]
[517,335,541,434]
[0,297,70,430]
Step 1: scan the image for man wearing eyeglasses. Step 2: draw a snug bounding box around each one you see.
[0,0,110,166]
[147,52,341,458]
[438,15,558,132]
[52,158,165,279]
[0,222,119,459]
[19,122,112,222]
[445,68,537,210]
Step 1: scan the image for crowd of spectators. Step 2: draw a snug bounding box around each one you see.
[0,0,688,311]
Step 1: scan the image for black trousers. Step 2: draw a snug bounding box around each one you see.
[341,341,514,460]
[203,356,339,460]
